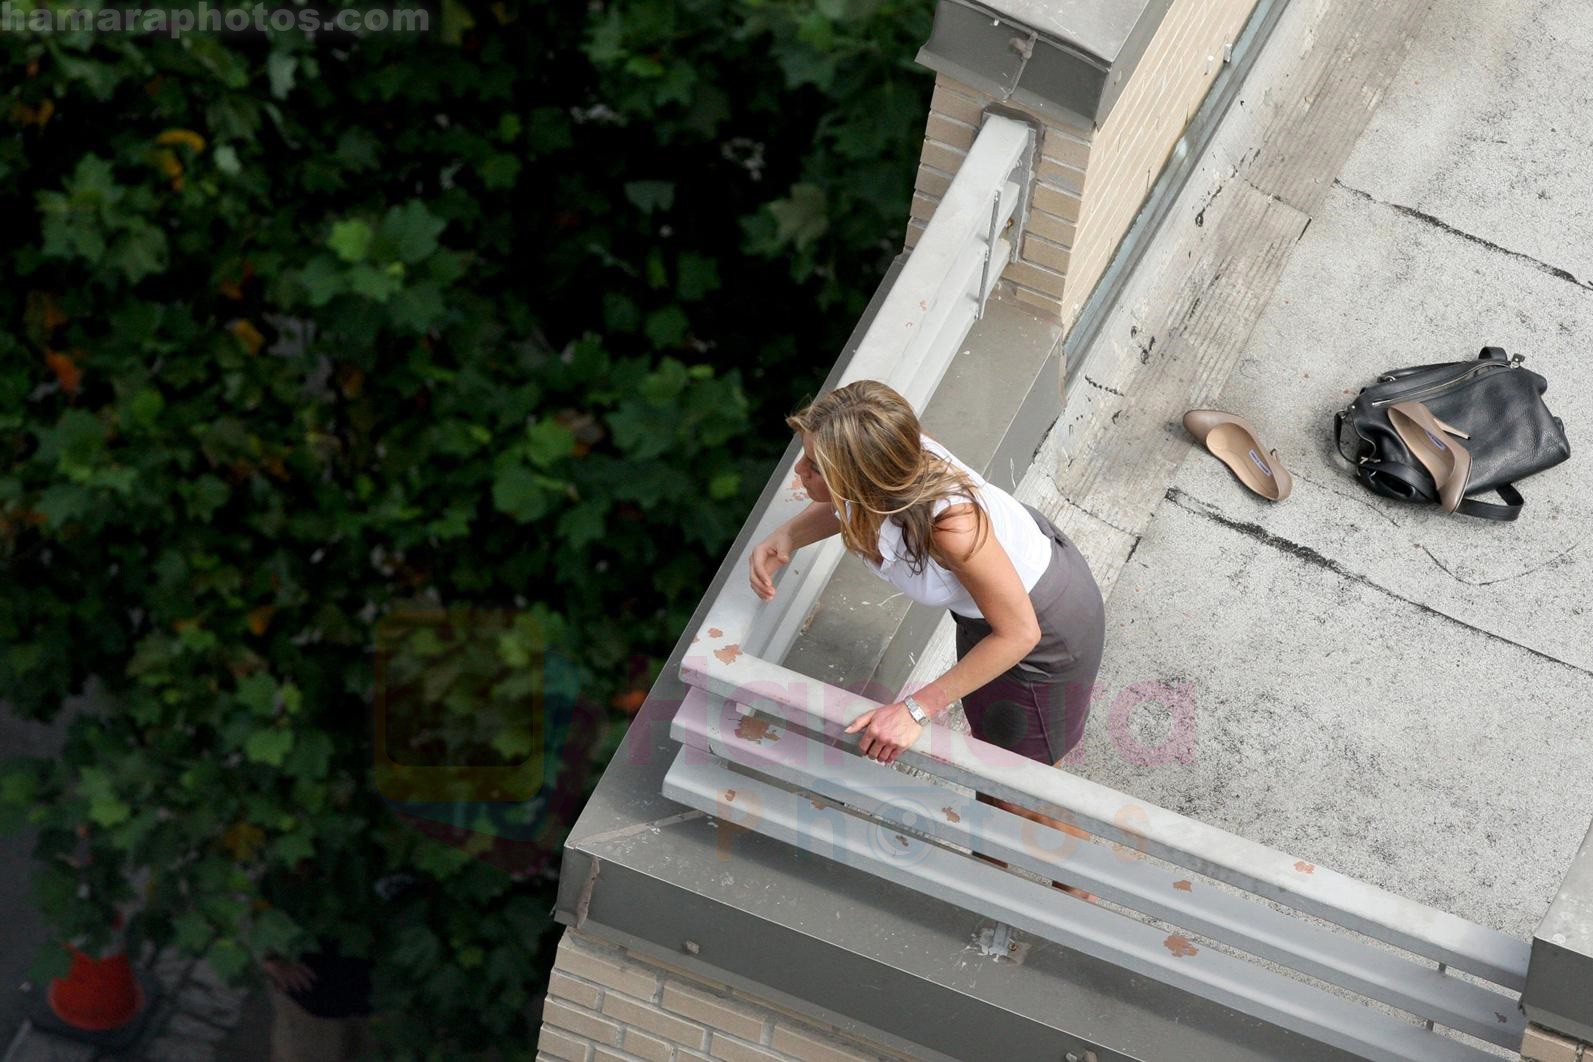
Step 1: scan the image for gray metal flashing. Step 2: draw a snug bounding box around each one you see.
[914,0,1178,127]
[1061,0,1290,376]
[1523,819,1593,1043]
[569,808,1354,1062]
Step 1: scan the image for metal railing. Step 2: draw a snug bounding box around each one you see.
[659,115,1528,1061]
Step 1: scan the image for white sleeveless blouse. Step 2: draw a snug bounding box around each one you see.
[845,435,1052,619]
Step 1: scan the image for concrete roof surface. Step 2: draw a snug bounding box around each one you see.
[1070,0,1593,943]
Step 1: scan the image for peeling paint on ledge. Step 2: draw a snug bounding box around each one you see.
[735,715,780,744]
[1163,934,1198,958]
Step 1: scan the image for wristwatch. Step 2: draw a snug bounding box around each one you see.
[903,694,930,725]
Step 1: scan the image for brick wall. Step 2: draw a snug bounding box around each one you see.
[905,74,1086,322]
[1522,1023,1591,1062]
[536,928,921,1062]
[1063,0,1261,328]
[906,0,1261,330]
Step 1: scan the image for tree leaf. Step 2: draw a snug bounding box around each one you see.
[525,420,575,468]
[284,731,333,780]
[244,728,295,767]
[378,201,447,265]
[556,500,608,550]
[347,263,402,302]
[479,154,522,190]
[206,938,252,981]
[768,183,829,249]
[89,795,131,827]
[623,181,675,214]
[328,219,373,263]
[643,306,688,348]
[295,255,345,306]
[236,672,276,716]
[491,465,551,523]
[173,909,214,953]
[676,253,720,301]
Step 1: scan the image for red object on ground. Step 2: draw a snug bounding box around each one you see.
[46,912,144,1031]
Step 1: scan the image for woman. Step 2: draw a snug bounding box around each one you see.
[747,380,1107,895]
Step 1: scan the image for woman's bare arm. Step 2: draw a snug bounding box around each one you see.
[784,500,842,550]
[909,503,1040,716]
[749,502,841,600]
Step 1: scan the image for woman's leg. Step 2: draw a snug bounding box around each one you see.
[956,610,1099,899]
[971,786,1096,900]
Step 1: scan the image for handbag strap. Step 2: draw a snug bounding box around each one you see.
[1359,459,1525,521]
[1332,409,1364,464]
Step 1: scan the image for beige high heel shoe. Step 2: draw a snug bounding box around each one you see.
[1182,409,1293,502]
[1388,401,1472,514]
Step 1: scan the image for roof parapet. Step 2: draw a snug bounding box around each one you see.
[1523,818,1593,1044]
[915,0,1175,128]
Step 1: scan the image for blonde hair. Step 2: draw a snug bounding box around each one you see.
[786,380,990,571]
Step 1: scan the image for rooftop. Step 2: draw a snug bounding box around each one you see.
[555,1,1593,1058]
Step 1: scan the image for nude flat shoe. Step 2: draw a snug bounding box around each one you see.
[1181,409,1293,502]
[1387,400,1472,514]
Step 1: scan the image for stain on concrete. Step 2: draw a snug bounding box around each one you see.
[1295,860,1315,874]
[943,806,961,823]
[708,627,723,638]
[1084,375,1127,397]
[723,789,735,802]
[1173,880,1193,892]
[714,643,742,664]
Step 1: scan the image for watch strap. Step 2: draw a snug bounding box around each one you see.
[903,695,930,725]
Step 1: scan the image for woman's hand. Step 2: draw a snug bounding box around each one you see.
[262,955,317,994]
[844,703,923,764]
[749,529,795,601]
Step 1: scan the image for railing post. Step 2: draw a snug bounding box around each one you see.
[976,191,1000,320]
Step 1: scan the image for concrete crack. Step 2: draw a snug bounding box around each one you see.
[1164,487,1593,679]
[1421,537,1586,588]
[1333,179,1593,294]
[1287,468,1402,528]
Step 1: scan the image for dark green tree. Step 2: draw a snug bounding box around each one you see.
[0,1,930,1057]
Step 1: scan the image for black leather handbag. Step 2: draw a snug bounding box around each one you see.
[1333,346,1570,521]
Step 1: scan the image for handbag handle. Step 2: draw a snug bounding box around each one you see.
[1377,346,1511,383]
[1359,459,1524,521]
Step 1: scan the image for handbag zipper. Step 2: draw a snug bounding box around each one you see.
[1370,358,1518,407]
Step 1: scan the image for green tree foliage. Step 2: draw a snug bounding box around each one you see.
[0,0,929,1057]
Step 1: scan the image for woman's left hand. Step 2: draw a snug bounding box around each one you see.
[844,703,923,764]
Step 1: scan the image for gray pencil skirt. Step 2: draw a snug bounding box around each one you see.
[951,502,1106,765]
